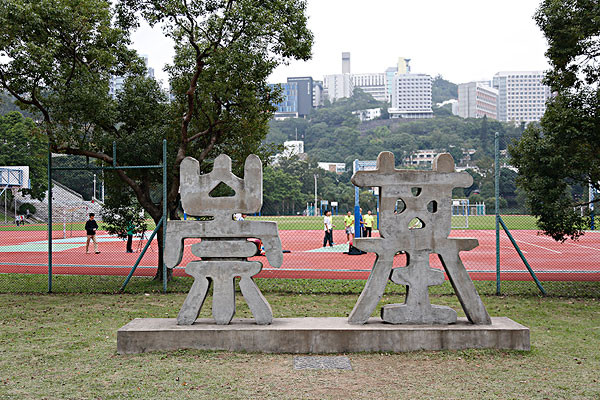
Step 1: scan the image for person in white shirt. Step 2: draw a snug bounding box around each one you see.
[323,211,334,247]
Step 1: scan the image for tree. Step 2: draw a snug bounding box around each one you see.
[509,0,600,241]
[0,112,47,200]
[262,166,303,215]
[432,75,458,105]
[0,0,312,280]
[51,156,97,201]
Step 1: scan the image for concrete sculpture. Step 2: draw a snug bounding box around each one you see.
[118,151,530,355]
[165,154,282,325]
[349,151,491,325]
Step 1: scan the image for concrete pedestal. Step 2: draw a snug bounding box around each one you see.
[117,317,529,354]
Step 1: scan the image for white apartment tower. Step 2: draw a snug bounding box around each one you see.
[351,73,387,102]
[323,74,353,102]
[388,73,433,119]
[492,71,552,123]
[457,82,498,119]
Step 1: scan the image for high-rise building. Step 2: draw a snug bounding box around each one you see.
[397,57,411,74]
[109,54,154,98]
[388,73,433,119]
[457,81,498,119]
[312,80,324,108]
[269,77,316,119]
[385,66,397,100]
[384,58,410,101]
[287,77,313,117]
[323,74,353,102]
[342,52,351,74]
[492,71,552,123]
[108,76,125,98]
[351,73,387,102]
[269,82,298,119]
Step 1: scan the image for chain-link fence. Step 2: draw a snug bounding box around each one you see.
[1,154,599,296]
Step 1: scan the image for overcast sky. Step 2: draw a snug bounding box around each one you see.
[131,0,550,87]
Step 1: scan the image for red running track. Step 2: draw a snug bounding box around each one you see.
[0,229,599,281]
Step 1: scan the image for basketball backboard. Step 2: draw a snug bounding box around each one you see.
[0,166,30,189]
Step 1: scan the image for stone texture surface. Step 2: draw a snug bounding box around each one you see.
[166,154,282,326]
[117,317,530,354]
[166,220,282,268]
[190,239,257,258]
[180,154,262,219]
[293,356,352,370]
[349,152,491,325]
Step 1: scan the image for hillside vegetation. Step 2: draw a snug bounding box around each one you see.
[263,80,527,215]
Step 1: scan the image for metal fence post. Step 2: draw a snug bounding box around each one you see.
[495,132,500,295]
[353,160,361,238]
[162,139,167,293]
[47,142,52,293]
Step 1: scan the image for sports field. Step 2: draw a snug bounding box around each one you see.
[0,215,598,282]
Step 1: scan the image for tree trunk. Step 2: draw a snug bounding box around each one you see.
[152,214,172,282]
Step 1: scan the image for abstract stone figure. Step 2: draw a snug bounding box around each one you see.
[165,154,282,325]
[348,152,491,325]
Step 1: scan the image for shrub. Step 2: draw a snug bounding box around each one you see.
[18,203,36,216]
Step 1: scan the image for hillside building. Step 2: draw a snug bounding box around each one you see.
[270,77,315,119]
[492,71,552,123]
[388,73,433,119]
[317,162,346,174]
[457,81,498,119]
[323,73,353,102]
[352,108,382,121]
[351,73,387,102]
[269,81,299,119]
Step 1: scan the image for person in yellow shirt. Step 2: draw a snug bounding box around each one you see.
[343,211,355,243]
[363,210,375,237]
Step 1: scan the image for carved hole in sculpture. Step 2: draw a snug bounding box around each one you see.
[393,250,409,267]
[395,198,406,214]
[209,182,236,197]
[427,200,437,213]
[411,187,422,196]
[408,217,425,230]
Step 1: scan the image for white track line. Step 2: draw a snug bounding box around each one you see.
[566,242,600,252]
[528,232,600,252]
[479,230,561,254]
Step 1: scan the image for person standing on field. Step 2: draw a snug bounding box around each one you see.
[323,211,334,247]
[85,213,100,254]
[126,221,134,253]
[344,211,355,243]
[363,210,375,237]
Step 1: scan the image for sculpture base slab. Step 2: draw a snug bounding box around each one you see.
[117,317,529,354]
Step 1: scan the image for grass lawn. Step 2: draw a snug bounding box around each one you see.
[248,214,543,230]
[0,285,599,399]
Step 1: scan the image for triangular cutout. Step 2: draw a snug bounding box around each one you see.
[408,217,425,230]
[209,181,236,197]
